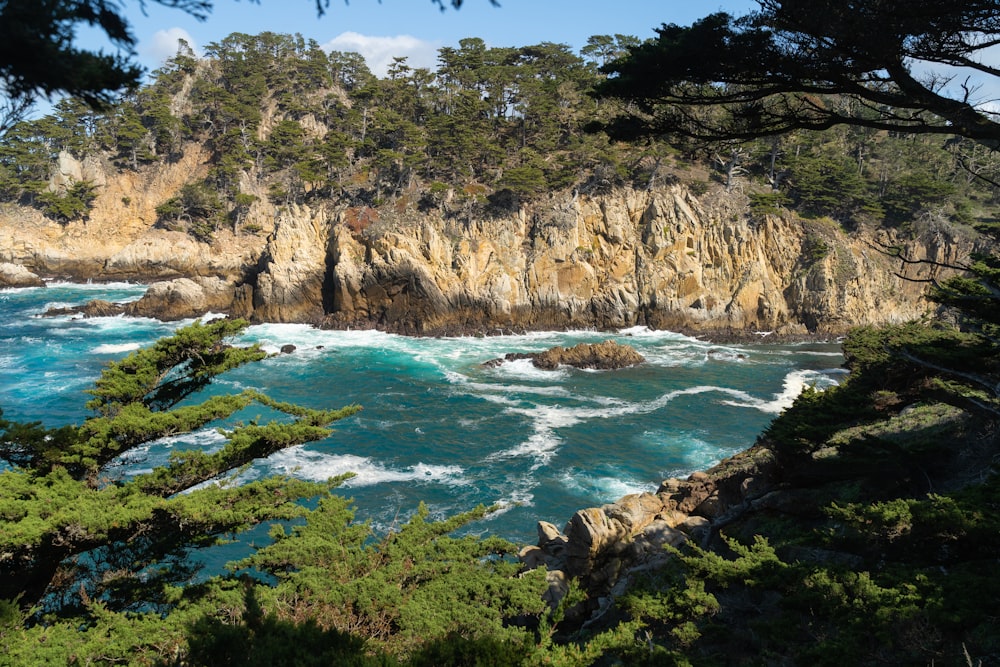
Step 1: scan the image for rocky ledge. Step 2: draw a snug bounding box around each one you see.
[520,443,780,623]
[484,340,645,370]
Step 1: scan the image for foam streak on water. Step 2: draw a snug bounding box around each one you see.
[0,286,845,544]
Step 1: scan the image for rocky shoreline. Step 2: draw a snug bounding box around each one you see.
[35,288,845,349]
[3,183,966,338]
[519,441,784,624]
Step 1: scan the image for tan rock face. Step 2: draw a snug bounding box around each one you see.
[0,263,44,288]
[125,276,236,321]
[244,204,330,324]
[326,186,957,334]
[0,175,966,331]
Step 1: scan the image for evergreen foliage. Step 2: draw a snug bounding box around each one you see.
[2,27,995,233]
[0,321,560,665]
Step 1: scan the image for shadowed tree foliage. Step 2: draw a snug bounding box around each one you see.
[594,0,1000,149]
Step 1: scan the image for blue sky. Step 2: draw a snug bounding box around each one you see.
[119,0,757,77]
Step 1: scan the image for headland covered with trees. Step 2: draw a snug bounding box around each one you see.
[1,0,1000,664]
[1,29,996,235]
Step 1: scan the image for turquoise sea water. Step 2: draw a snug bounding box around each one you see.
[0,283,846,545]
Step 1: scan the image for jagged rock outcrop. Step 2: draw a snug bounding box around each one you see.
[232,204,330,324]
[0,263,44,288]
[524,444,781,620]
[485,340,645,370]
[0,177,971,332]
[324,187,966,335]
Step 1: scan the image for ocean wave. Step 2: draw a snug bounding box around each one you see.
[483,485,536,516]
[558,469,652,502]
[43,280,145,290]
[616,326,701,343]
[244,323,396,350]
[717,369,828,413]
[265,447,468,487]
[486,431,562,471]
[91,342,142,354]
[153,428,230,449]
[484,383,777,471]
[491,357,571,380]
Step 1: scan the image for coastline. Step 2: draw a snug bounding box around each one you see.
[38,289,849,346]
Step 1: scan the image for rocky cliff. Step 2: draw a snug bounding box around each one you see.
[324,187,966,334]
[0,159,970,332]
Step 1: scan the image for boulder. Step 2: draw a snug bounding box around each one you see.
[0,263,44,288]
[533,340,645,370]
[79,299,125,317]
[125,276,236,321]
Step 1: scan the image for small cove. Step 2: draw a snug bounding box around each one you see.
[0,283,845,545]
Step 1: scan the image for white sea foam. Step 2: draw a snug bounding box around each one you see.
[488,384,740,469]
[559,469,652,502]
[458,377,574,399]
[483,485,537,516]
[245,323,395,351]
[617,326,700,343]
[91,342,142,354]
[639,342,714,367]
[153,428,229,450]
[265,447,467,487]
[487,431,563,470]
[44,280,144,290]
[493,357,571,380]
[87,314,163,329]
[717,369,827,414]
[703,348,751,363]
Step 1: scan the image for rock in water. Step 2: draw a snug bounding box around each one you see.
[531,340,645,370]
[485,340,644,370]
[125,277,235,321]
[42,299,126,318]
[0,263,44,288]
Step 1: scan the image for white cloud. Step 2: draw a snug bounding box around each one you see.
[321,32,440,77]
[143,28,200,65]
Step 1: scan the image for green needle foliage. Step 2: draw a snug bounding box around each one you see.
[0,318,360,617]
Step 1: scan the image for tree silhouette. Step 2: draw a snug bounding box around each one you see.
[594,0,1000,149]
